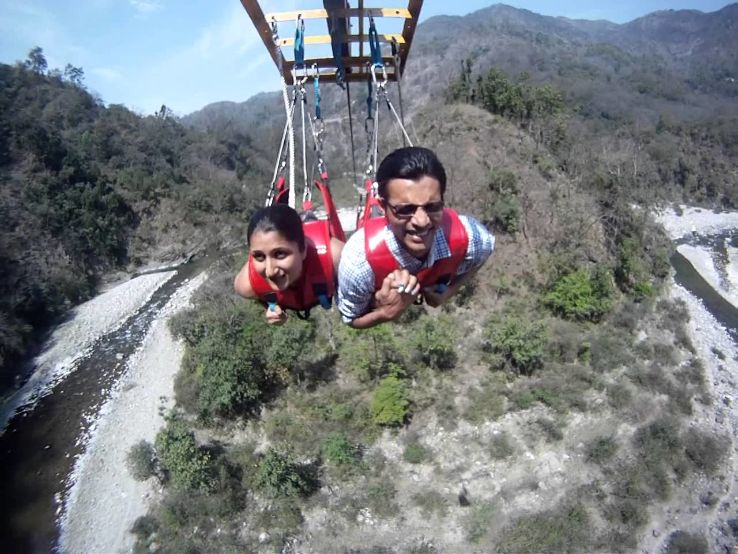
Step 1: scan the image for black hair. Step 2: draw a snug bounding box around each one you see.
[247,204,305,251]
[376,146,447,199]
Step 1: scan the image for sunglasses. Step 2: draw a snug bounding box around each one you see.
[384,200,445,219]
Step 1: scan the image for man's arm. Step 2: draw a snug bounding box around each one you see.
[346,271,420,329]
[424,215,494,308]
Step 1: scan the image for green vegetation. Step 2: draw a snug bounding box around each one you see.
[544,268,613,322]
[126,440,157,481]
[154,416,213,493]
[0,49,266,394]
[402,441,431,464]
[10,10,722,550]
[484,316,547,374]
[255,448,317,498]
[371,375,409,426]
[495,504,590,553]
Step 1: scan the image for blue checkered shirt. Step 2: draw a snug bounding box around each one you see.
[337,215,494,322]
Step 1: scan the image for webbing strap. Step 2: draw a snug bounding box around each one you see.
[368,17,383,68]
[294,17,305,70]
[313,66,321,120]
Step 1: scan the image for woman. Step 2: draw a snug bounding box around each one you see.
[234,204,344,325]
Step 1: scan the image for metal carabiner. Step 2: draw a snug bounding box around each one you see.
[371,63,388,92]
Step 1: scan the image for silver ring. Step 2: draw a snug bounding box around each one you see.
[397,284,406,293]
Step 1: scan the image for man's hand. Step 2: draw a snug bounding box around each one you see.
[265,304,288,325]
[373,269,420,319]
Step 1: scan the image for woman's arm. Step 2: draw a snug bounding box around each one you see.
[330,237,344,274]
[234,259,255,298]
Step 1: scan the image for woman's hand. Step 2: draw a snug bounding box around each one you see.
[265,304,288,325]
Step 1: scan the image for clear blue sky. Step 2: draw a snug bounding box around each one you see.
[0,1,732,115]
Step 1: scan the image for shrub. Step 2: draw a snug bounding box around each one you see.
[412,490,449,517]
[126,440,157,481]
[155,417,212,492]
[322,433,359,466]
[255,448,316,498]
[464,503,496,543]
[665,531,708,554]
[403,442,430,464]
[544,268,613,322]
[337,324,404,382]
[464,377,507,422]
[489,433,516,459]
[372,375,409,426]
[683,429,729,475]
[366,478,399,518]
[484,316,547,374]
[409,314,457,370]
[586,437,618,464]
[495,504,590,553]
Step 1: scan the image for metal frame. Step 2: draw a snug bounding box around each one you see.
[239,0,423,84]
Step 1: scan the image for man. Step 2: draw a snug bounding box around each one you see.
[338,146,494,328]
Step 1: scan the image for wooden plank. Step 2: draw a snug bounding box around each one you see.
[265,7,411,22]
[398,0,422,75]
[278,33,405,46]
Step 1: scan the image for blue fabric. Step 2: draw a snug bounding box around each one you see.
[337,215,494,322]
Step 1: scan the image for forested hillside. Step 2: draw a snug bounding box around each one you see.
[128,6,736,553]
[0,49,269,393]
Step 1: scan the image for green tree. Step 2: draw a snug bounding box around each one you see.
[24,47,47,74]
[484,316,547,374]
[544,268,613,322]
[256,448,315,497]
[155,417,212,492]
[371,375,409,426]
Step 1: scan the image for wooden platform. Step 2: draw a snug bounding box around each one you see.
[239,1,423,84]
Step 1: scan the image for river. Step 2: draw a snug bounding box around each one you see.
[0,257,208,554]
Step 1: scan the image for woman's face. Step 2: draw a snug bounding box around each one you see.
[249,230,306,291]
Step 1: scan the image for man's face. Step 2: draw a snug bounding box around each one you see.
[383,175,444,259]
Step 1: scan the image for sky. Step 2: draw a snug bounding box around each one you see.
[0,1,732,116]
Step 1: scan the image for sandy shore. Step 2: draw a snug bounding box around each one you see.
[655,205,738,240]
[58,271,207,554]
[1,271,175,432]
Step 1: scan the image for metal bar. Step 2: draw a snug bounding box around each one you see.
[399,0,422,75]
[239,0,292,83]
[266,7,411,22]
[278,33,404,46]
[358,0,365,61]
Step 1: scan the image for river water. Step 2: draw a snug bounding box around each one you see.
[0,259,207,554]
[672,229,738,344]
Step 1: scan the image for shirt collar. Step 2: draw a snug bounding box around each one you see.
[384,225,451,271]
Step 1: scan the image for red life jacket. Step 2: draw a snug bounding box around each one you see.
[363,208,469,290]
[248,218,335,312]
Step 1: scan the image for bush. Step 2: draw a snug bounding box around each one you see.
[544,268,613,322]
[371,375,409,426]
[665,531,708,554]
[586,437,618,464]
[155,417,213,492]
[322,433,359,466]
[255,448,316,498]
[412,490,449,517]
[464,503,496,543]
[495,504,590,553]
[409,314,458,370]
[489,433,516,459]
[484,316,547,374]
[403,442,431,464]
[126,440,157,481]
